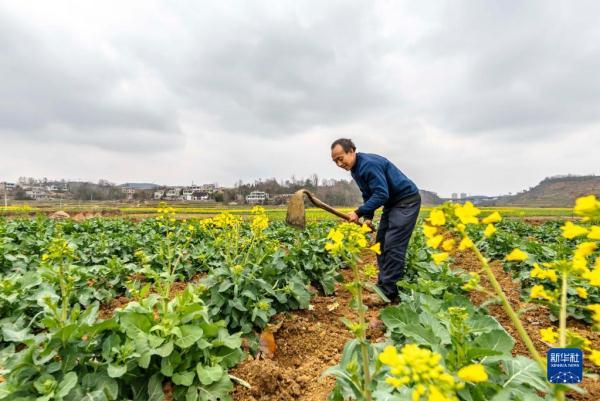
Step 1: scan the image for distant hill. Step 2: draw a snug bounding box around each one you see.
[499,175,600,207]
[420,190,443,205]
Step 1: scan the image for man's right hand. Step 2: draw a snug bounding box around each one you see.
[347,211,359,223]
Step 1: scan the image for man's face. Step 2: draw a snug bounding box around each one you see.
[331,144,356,171]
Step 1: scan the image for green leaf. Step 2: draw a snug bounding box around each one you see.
[380,305,418,329]
[186,386,198,401]
[468,315,503,334]
[218,281,233,293]
[215,330,242,349]
[147,373,164,401]
[160,351,181,377]
[107,364,127,378]
[174,326,203,349]
[197,374,232,401]
[155,340,174,357]
[196,365,224,386]
[497,356,550,397]
[472,329,514,359]
[1,324,33,342]
[173,371,195,386]
[57,372,78,398]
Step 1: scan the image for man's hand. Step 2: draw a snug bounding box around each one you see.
[347,211,359,223]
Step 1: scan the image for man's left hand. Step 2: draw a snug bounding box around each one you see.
[347,211,359,222]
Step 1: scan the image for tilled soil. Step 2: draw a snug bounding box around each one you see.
[232,248,599,401]
[231,268,386,401]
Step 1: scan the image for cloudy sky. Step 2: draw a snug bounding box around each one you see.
[1,0,599,197]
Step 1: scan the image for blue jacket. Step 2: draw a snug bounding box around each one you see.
[351,152,418,219]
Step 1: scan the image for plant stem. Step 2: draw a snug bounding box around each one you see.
[559,270,568,348]
[470,240,545,369]
[59,256,69,325]
[554,269,569,401]
[351,261,372,401]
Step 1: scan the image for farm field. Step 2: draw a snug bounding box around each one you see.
[1,202,577,220]
[0,198,599,401]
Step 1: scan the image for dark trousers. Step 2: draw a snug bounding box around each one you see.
[375,199,421,299]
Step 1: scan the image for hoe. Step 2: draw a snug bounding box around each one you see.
[286,189,374,231]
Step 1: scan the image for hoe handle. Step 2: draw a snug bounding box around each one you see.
[303,190,349,220]
[302,190,375,231]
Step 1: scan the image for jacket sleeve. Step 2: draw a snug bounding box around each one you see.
[356,166,389,219]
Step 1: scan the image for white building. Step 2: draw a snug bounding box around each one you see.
[0,182,16,191]
[26,187,49,200]
[201,183,219,192]
[153,190,165,200]
[165,188,182,199]
[246,191,269,204]
[181,188,195,201]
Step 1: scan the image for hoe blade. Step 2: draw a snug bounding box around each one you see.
[285,190,306,229]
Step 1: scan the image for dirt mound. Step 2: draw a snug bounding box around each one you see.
[50,211,70,219]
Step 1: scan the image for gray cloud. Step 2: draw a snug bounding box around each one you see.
[0,0,599,196]
[416,1,600,137]
[0,5,181,151]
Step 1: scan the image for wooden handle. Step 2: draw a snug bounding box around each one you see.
[302,190,375,231]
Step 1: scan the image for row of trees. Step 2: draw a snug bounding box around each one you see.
[223,175,362,206]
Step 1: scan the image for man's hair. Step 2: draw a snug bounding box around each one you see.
[331,138,356,152]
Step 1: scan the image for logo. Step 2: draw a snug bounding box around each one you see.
[547,348,583,384]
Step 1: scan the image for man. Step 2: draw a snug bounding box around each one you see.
[331,138,421,304]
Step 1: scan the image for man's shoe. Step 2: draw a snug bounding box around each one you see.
[363,293,390,307]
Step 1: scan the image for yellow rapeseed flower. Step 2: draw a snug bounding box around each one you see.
[360,223,372,233]
[379,344,459,401]
[483,224,496,238]
[575,242,597,258]
[588,304,600,325]
[576,287,588,299]
[574,195,600,216]
[584,266,600,286]
[457,364,488,382]
[385,376,404,388]
[481,211,502,224]
[370,242,381,255]
[428,385,451,401]
[588,226,600,240]
[427,235,444,249]
[530,284,555,302]
[454,202,481,225]
[432,252,449,265]
[560,221,589,239]
[540,327,558,344]
[506,248,528,262]
[379,345,402,366]
[429,209,446,226]
[458,237,474,251]
[442,239,455,252]
[423,225,438,238]
[589,350,600,367]
[530,263,558,283]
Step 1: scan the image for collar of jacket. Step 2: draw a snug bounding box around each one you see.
[351,152,362,174]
